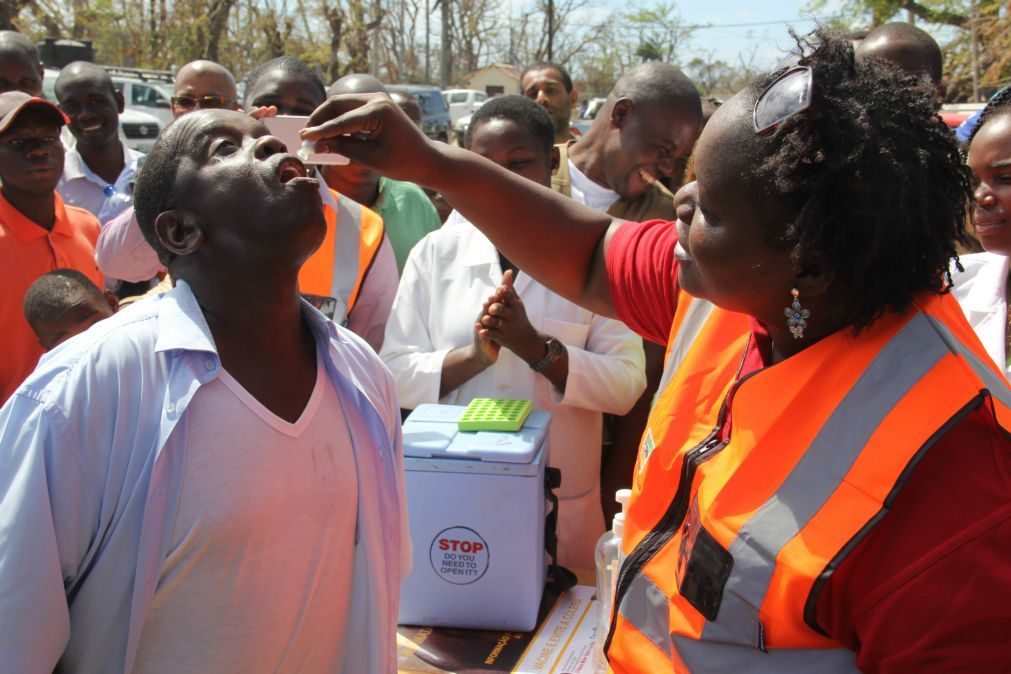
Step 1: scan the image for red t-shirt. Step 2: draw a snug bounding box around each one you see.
[606,219,1011,672]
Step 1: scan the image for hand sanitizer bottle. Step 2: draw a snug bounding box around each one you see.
[594,489,631,673]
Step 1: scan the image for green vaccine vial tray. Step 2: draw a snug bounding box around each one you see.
[457,398,533,432]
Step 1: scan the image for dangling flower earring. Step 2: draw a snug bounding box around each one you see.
[784,288,810,339]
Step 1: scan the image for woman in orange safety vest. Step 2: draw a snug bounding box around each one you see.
[302,28,1011,672]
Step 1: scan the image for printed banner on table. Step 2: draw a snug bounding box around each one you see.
[397,585,598,674]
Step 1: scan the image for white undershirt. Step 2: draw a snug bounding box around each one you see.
[133,351,358,673]
[568,158,620,212]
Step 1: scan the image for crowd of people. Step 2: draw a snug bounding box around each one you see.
[0,19,1009,674]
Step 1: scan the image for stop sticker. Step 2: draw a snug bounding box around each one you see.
[430,526,490,585]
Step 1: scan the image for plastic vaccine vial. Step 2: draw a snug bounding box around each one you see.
[297,139,314,161]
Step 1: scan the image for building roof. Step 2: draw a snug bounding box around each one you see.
[468,63,521,80]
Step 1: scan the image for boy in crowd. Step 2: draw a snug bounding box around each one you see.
[521,62,579,144]
[23,268,118,351]
[382,96,645,567]
[0,91,102,402]
[55,62,142,225]
[326,73,442,274]
[95,59,240,285]
[0,108,408,672]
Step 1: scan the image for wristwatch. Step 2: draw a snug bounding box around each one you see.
[531,336,565,372]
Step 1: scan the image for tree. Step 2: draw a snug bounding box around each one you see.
[377,0,425,82]
[447,0,499,82]
[562,0,696,97]
[1,0,33,31]
[808,0,1009,102]
[811,0,971,27]
[635,39,664,63]
[203,0,238,61]
[6,0,719,101]
[622,1,694,65]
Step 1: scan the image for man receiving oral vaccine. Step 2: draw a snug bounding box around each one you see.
[0,109,409,674]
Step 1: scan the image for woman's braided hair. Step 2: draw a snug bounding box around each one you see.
[751,28,972,332]
[967,85,1011,146]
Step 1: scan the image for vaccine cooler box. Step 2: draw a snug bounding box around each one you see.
[398,403,551,631]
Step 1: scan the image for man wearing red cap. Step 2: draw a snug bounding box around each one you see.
[0,90,102,402]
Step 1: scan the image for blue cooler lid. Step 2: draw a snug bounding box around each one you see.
[403,404,549,469]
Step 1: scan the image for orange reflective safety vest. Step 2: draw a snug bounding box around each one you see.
[604,291,1011,673]
[298,188,384,324]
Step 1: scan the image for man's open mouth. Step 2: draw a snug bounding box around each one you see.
[278,157,308,183]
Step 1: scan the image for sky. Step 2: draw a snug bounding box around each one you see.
[670,0,844,68]
[499,0,850,71]
[551,0,956,71]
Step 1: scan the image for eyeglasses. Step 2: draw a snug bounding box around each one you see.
[753,66,813,135]
[170,95,236,111]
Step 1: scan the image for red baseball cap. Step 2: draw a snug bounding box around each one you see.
[0,91,69,135]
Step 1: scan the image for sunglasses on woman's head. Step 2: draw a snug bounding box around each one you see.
[753,66,813,135]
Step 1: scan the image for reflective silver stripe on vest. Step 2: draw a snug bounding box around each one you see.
[673,636,858,673]
[699,312,949,649]
[654,299,717,405]
[925,315,1011,408]
[329,194,364,323]
[617,571,672,657]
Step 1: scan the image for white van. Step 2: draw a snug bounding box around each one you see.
[443,89,488,124]
[111,77,175,127]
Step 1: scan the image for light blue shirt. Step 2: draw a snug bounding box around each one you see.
[0,281,409,673]
[57,144,144,225]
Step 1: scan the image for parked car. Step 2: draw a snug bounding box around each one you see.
[569,96,607,136]
[117,108,163,153]
[571,119,592,136]
[111,76,175,127]
[940,102,984,131]
[453,113,472,147]
[389,84,451,142]
[42,67,163,153]
[443,88,488,124]
[581,97,606,120]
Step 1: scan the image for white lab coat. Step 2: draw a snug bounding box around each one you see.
[382,212,647,568]
[951,251,1010,381]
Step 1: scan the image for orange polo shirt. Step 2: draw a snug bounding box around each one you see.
[1,191,102,403]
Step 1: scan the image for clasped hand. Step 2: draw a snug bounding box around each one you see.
[473,269,545,366]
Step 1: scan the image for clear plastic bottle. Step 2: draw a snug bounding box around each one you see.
[98,183,134,224]
[594,489,631,673]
